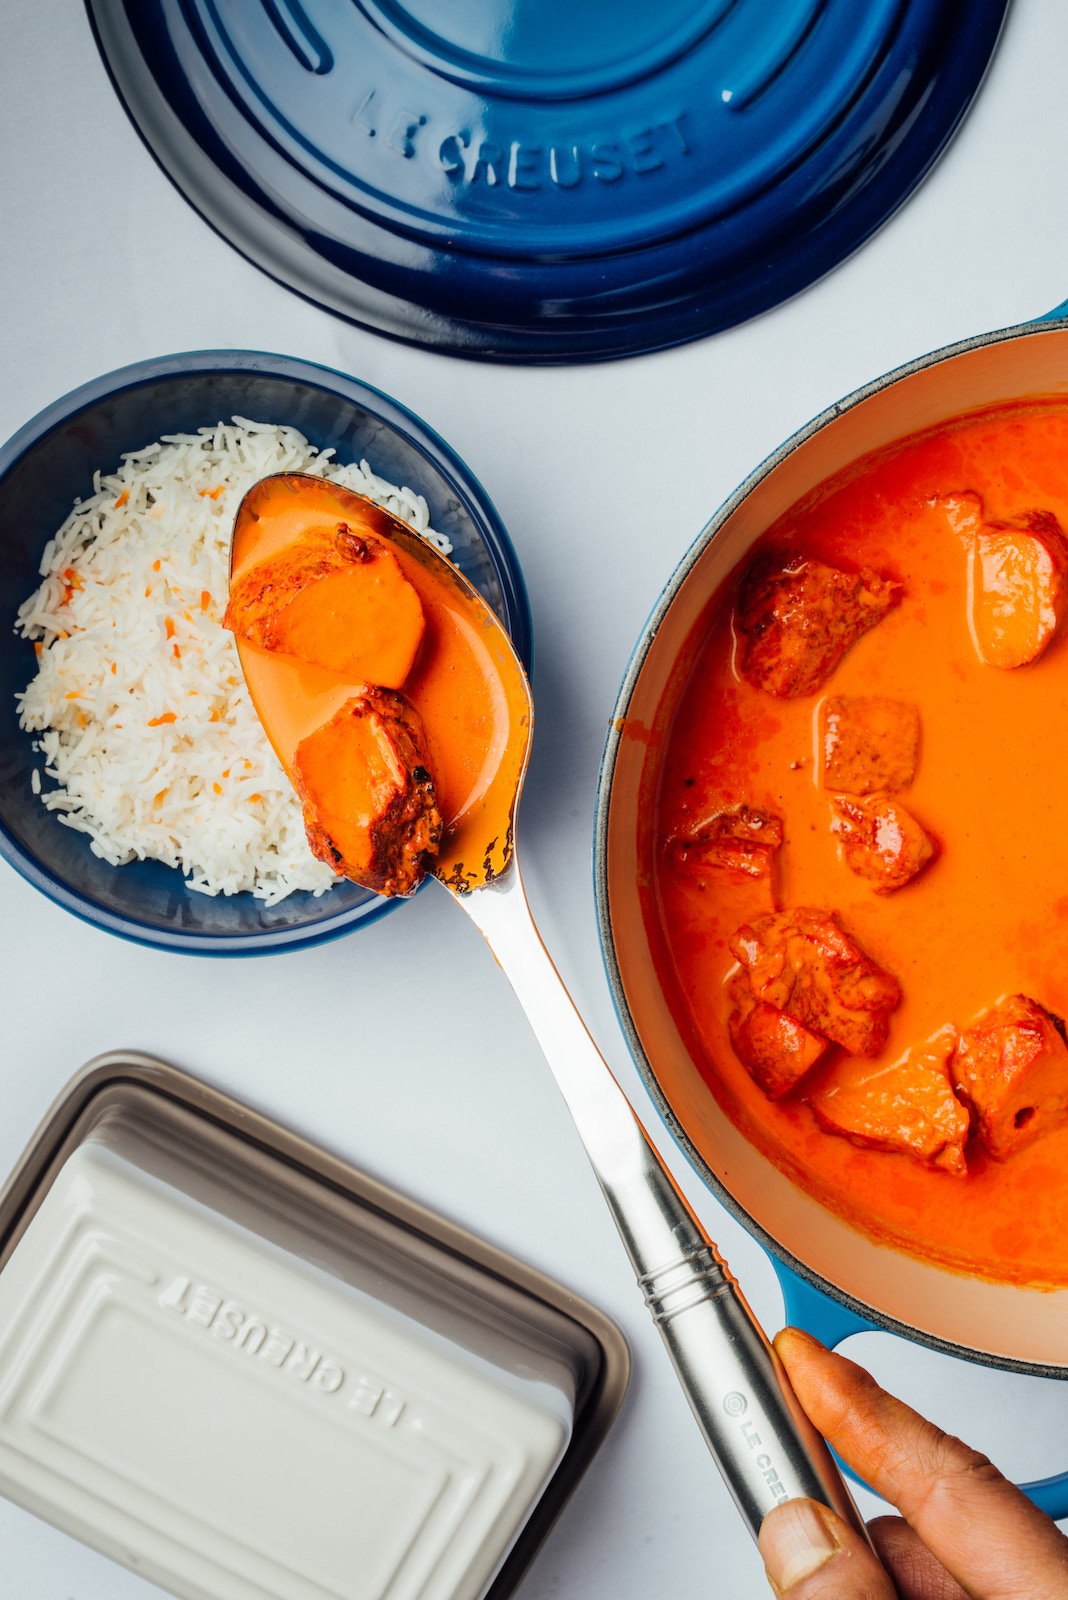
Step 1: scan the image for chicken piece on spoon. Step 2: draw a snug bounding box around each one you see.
[225,485,438,893]
[225,519,426,687]
[294,688,441,897]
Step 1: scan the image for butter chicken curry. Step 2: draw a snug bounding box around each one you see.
[650,402,1068,1288]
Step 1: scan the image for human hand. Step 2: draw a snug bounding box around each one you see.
[758,1327,1068,1598]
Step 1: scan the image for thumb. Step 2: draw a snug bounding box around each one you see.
[759,1498,896,1597]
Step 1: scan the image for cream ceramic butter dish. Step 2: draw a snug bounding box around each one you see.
[0,1054,628,1600]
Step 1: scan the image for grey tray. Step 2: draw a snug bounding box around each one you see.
[0,1052,629,1600]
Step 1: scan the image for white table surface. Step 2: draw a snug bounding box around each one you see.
[4,2,1068,1595]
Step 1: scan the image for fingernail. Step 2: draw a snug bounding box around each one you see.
[779,1327,827,1352]
[759,1499,840,1593]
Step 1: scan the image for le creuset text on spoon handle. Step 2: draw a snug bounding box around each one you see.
[450,855,868,1545]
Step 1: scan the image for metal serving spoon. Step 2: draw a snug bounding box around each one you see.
[231,476,866,1545]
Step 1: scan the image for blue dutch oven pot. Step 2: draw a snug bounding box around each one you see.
[595,302,1068,1517]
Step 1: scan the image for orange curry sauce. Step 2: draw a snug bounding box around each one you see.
[650,402,1068,1288]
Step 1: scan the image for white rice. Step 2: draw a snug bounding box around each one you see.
[15,418,451,905]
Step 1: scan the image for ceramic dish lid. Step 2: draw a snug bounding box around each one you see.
[88,0,1007,361]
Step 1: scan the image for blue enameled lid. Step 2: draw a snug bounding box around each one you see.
[87,0,1008,362]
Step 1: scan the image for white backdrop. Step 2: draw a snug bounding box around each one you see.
[3,2,1068,1595]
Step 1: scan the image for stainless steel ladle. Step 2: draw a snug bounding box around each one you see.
[232,474,867,1544]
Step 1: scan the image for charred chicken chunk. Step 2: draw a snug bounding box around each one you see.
[969,510,1068,670]
[293,687,441,896]
[727,972,829,1099]
[225,521,426,688]
[808,1027,969,1175]
[821,696,920,796]
[950,995,1068,1161]
[673,806,783,879]
[729,908,901,1057]
[830,794,935,893]
[735,552,901,698]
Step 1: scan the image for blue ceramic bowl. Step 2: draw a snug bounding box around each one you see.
[0,352,532,955]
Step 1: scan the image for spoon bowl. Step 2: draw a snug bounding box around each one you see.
[230,472,532,892]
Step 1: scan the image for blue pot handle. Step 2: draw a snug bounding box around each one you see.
[771,1259,1068,1520]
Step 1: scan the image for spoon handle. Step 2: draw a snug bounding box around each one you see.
[453,856,868,1544]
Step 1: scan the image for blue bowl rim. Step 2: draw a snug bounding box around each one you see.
[0,348,532,956]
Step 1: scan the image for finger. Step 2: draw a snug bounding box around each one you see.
[868,1517,968,1600]
[775,1328,1068,1600]
[759,1497,895,1597]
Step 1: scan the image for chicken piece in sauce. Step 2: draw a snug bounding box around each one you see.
[729,908,901,1058]
[970,510,1068,670]
[808,1027,969,1176]
[950,995,1068,1161]
[934,490,983,545]
[829,794,935,893]
[727,972,829,1099]
[673,806,782,879]
[225,522,426,688]
[821,695,920,796]
[936,494,1068,669]
[735,552,901,698]
[294,687,441,897]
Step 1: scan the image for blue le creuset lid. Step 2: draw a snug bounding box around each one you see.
[87,0,1008,362]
